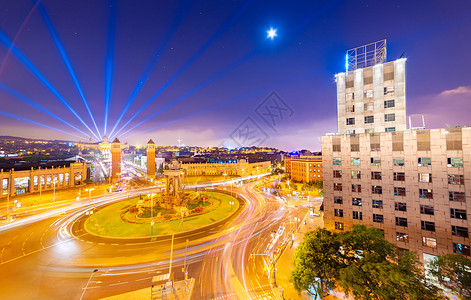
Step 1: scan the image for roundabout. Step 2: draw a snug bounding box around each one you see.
[83,191,239,238]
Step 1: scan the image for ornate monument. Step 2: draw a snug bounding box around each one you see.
[163,160,183,206]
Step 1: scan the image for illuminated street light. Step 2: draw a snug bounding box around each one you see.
[147,193,156,235]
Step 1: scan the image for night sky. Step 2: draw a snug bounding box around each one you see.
[0,0,470,151]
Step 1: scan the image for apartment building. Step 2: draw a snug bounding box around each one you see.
[322,40,470,260]
[289,156,323,183]
[322,128,470,257]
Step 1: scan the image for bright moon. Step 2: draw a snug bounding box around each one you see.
[267,27,277,40]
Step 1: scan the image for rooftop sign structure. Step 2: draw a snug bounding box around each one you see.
[346,39,387,72]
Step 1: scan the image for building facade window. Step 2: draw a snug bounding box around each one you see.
[352,198,362,206]
[396,232,409,243]
[370,143,380,152]
[333,144,341,152]
[372,185,383,194]
[396,217,408,227]
[371,172,382,180]
[453,243,470,256]
[385,127,396,132]
[351,158,360,166]
[419,188,433,199]
[352,184,361,193]
[373,214,384,223]
[364,116,374,124]
[352,211,363,220]
[334,183,342,191]
[394,187,406,196]
[364,89,374,98]
[448,174,465,185]
[346,105,355,113]
[372,200,383,209]
[351,144,360,152]
[384,86,395,96]
[364,102,374,112]
[333,158,341,165]
[422,237,437,248]
[449,191,466,202]
[370,157,381,166]
[452,226,469,238]
[333,170,342,178]
[420,204,434,215]
[450,208,467,220]
[384,114,395,122]
[418,173,432,183]
[418,157,431,167]
[421,221,435,232]
[394,172,405,181]
[334,209,344,217]
[335,222,344,231]
[351,170,361,179]
[395,202,407,212]
[334,197,343,204]
[447,157,463,168]
[346,118,355,125]
[384,100,395,108]
[346,93,354,101]
[393,158,405,166]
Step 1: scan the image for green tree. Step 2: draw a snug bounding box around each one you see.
[291,225,445,299]
[291,228,343,298]
[429,253,471,299]
[340,251,444,300]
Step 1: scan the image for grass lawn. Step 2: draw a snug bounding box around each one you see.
[84,192,239,237]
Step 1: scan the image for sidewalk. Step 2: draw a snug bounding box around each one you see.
[273,209,344,300]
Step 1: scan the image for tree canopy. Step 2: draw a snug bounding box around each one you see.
[291,225,444,299]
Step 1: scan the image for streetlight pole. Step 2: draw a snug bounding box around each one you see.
[6,190,9,222]
[80,269,98,300]
[147,193,155,235]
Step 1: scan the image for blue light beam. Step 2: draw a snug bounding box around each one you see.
[0,83,90,137]
[35,0,101,138]
[0,28,100,141]
[118,52,256,138]
[0,110,87,140]
[103,0,116,136]
[107,0,196,138]
[112,0,255,138]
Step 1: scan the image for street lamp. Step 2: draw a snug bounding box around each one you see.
[229,200,234,211]
[80,269,98,300]
[147,193,156,235]
[85,188,95,215]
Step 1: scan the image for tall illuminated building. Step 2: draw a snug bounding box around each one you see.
[111,138,121,181]
[322,40,471,262]
[336,40,406,135]
[147,139,156,180]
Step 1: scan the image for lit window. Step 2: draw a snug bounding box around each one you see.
[397,232,408,243]
[393,158,405,166]
[372,200,383,209]
[351,158,360,166]
[351,170,361,179]
[370,157,381,166]
[364,89,374,98]
[447,157,463,168]
[333,158,342,166]
[418,157,431,167]
[453,243,470,256]
[422,237,437,248]
[418,173,432,183]
[335,222,344,231]
[352,198,362,206]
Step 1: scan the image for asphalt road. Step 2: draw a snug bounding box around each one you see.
[0,180,308,299]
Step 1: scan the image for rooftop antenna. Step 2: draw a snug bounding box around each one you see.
[399,51,406,59]
[346,39,387,73]
[177,136,182,147]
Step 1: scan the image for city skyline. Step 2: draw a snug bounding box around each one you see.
[0,0,470,151]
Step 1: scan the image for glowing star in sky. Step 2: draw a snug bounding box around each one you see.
[266,27,277,40]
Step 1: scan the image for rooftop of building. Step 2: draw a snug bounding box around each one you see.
[0,159,85,172]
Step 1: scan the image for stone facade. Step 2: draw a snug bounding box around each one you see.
[111,138,121,181]
[181,159,270,176]
[322,128,471,258]
[147,139,156,179]
[0,162,88,197]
